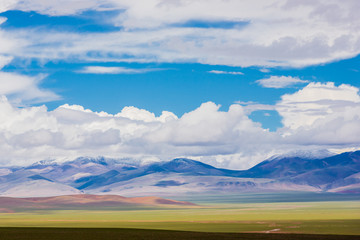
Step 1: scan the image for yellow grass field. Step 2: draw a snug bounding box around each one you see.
[0,201,359,235]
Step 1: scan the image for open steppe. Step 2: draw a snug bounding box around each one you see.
[0,193,359,237]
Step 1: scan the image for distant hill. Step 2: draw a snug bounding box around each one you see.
[0,151,359,197]
[0,194,195,212]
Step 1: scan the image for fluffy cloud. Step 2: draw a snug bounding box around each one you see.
[277,82,360,146]
[1,0,360,67]
[277,82,360,129]
[256,76,309,88]
[0,82,359,169]
[115,106,177,123]
[0,96,276,168]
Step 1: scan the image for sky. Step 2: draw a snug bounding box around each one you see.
[0,0,360,169]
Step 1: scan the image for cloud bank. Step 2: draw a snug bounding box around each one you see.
[1,0,360,67]
[0,82,359,169]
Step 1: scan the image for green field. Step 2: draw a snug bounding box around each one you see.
[0,201,359,235]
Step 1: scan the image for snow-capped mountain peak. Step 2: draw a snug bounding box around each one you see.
[269,149,336,161]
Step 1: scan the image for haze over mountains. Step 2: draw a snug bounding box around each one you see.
[0,151,359,197]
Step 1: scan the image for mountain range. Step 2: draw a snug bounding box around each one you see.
[0,151,359,197]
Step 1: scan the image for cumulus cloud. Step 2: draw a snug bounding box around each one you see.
[115,106,177,123]
[1,0,360,67]
[276,82,360,130]
[256,76,309,88]
[0,96,277,168]
[0,81,359,169]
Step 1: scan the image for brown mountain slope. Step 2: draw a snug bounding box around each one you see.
[0,194,196,212]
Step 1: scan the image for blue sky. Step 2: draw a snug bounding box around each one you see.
[0,0,360,168]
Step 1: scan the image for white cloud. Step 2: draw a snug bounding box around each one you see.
[234,101,275,115]
[0,55,13,69]
[0,96,277,168]
[277,82,360,130]
[256,76,309,89]
[145,102,267,146]
[0,72,60,105]
[1,0,360,67]
[0,18,26,56]
[241,82,360,148]
[78,66,155,74]
[0,82,360,169]
[13,0,114,16]
[208,70,244,75]
[0,18,59,105]
[115,106,177,123]
[259,68,270,73]
[0,0,17,13]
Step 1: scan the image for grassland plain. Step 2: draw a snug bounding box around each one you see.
[0,201,359,236]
